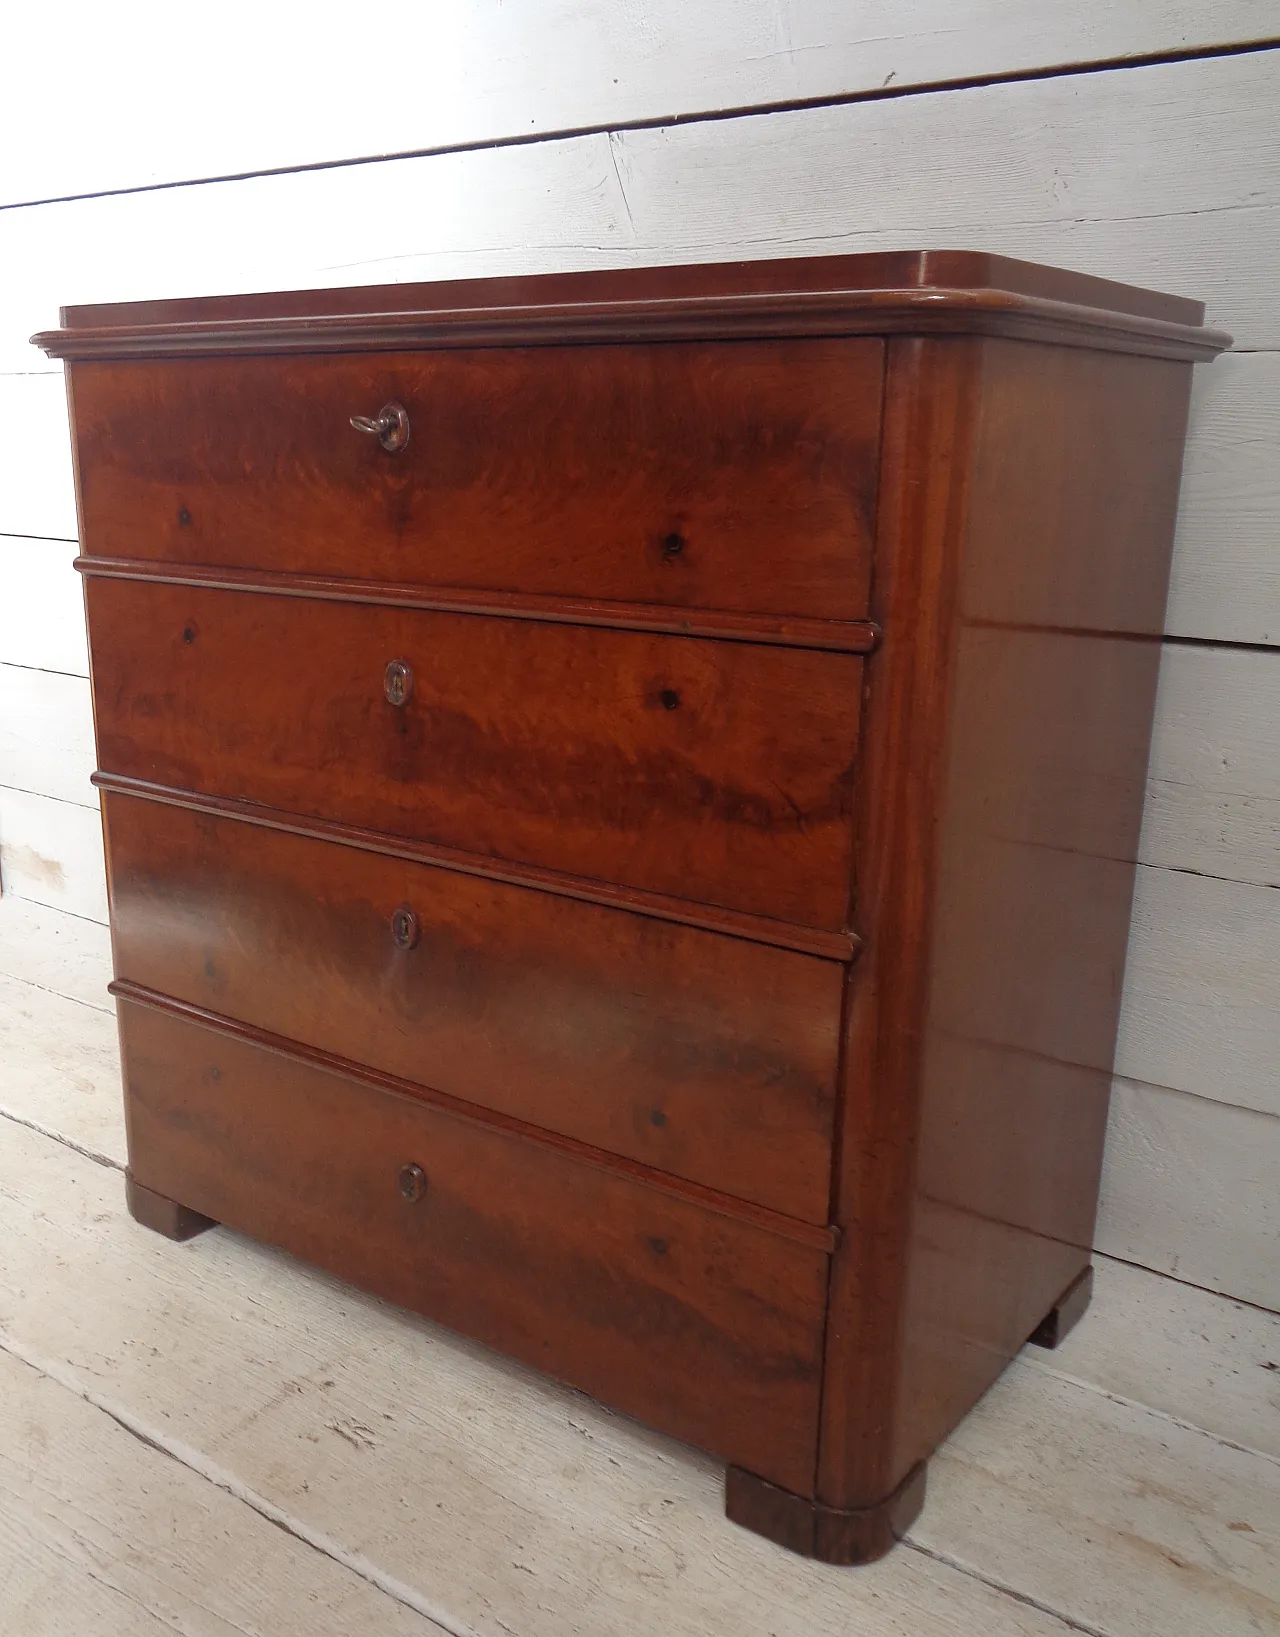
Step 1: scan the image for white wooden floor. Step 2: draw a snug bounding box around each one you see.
[0,892,1276,1637]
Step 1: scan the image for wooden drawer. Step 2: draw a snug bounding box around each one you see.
[70,341,883,622]
[104,793,842,1221]
[119,997,829,1493]
[88,580,862,929]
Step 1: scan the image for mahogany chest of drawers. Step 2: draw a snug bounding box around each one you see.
[35,252,1228,1562]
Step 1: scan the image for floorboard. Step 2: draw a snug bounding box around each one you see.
[0,1347,448,1637]
[1,896,1277,1636]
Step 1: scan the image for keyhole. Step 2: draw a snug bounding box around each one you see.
[384,660,413,707]
[391,905,420,950]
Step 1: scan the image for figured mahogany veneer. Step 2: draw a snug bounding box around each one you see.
[102,792,844,1220]
[69,341,884,622]
[85,577,862,927]
[37,250,1229,1564]
[117,996,830,1493]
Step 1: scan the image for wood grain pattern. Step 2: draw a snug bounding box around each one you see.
[103,791,843,1220]
[86,579,864,928]
[55,248,1209,330]
[51,250,1223,1556]
[117,996,831,1495]
[819,337,987,1515]
[111,983,838,1255]
[75,558,881,654]
[3,350,1270,656]
[90,774,859,961]
[39,288,1223,364]
[817,329,1194,1518]
[68,340,883,622]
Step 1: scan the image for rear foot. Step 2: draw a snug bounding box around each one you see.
[1028,1264,1093,1349]
[125,1174,217,1241]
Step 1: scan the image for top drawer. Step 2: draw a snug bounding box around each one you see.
[69,339,883,621]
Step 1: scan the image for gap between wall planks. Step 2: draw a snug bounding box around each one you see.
[3,2,1278,206]
[2,51,1278,366]
[0,34,1277,1310]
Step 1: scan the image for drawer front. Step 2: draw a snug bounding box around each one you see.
[104,794,842,1221]
[120,998,829,1492]
[70,340,883,621]
[88,580,862,928]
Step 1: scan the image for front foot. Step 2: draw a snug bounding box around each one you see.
[125,1174,217,1241]
[725,1461,926,1564]
[1027,1264,1093,1349]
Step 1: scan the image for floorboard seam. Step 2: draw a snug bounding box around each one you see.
[0,1327,467,1637]
[0,966,115,1015]
[901,1538,1114,1637]
[0,1103,122,1172]
[1092,1248,1280,1320]
[1014,1355,1280,1469]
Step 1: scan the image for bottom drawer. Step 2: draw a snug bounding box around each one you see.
[119,998,829,1493]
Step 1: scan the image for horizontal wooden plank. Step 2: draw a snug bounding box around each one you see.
[4,4,1277,207]
[0,49,1275,382]
[0,787,106,921]
[0,892,113,1010]
[1119,867,1280,1118]
[1141,641,1280,886]
[1167,352,1280,646]
[0,970,125,1166]
[1097,1078,1280,1311]
[0,662,95,807]
[0,1114,1082,1637]
[0,535,87,675]
[0,370,77,538]
[917,1355,1280,1637]
[1031,1252,1280,1461]
[5,72,1279,646]
[0,1347,446,1637]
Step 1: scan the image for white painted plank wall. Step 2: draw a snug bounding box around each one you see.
[0,13,1276,1310]
[5,55,1280,642]
[3,2,1277,205]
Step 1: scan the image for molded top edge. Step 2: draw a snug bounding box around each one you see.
[51,249,1206,329]
[32,252,1231,361]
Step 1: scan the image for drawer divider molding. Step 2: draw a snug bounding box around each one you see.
[109,979,840,1257]
[90,773,861,963]
[74,558,882,656]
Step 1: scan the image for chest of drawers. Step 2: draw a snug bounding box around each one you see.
[35,251,1228,1562]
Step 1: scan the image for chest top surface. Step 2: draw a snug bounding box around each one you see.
[33,249,1230,362]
